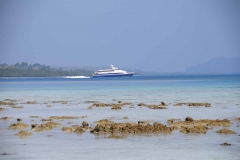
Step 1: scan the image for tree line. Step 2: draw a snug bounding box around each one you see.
[0,62,93,77]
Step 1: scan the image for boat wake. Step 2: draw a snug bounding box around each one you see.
[63,76,90,78]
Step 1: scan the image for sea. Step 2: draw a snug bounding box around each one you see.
[0,75,240,160]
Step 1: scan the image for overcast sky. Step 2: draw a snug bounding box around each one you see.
[0,0,239,72]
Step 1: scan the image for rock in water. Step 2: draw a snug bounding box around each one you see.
[185,117,194,122]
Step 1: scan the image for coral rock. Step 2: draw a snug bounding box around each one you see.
[185,117,194,122]
[8,123,28,130]
[216,129,236,134]
[82,121,89,128]
[221,142,231,146]
[14,130,32,137]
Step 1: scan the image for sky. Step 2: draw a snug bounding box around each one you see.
[0,0,239,72]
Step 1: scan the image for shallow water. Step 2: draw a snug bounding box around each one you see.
[0,75,240,159]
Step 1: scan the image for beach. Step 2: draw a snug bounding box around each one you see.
[0,75,240,159]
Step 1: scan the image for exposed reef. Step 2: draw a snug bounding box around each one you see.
[3,99,17,102]
[52,101,68,104]
[1,97,239,144]
[26,100,37,104]
[62,121,88,133]
[14,130,32,137]
[174,102,211,107]
[89,102,132,109]
[0,116,10,120]
[94,119,114,125]
[221,142,231,146]
[8,123,29,130]
[30,116,41,118]
[233,118,240,121]
[11,105,24,109]
[167,117,232,129]
[41,118,52,121]
[0,101,16,105]
[137,102,167,109]
[85,101,100,103]
[82,121,89,128]
[17,118,22,122]
[90,121,172,134]
[0,107,6,111]
[62,125,86,133]
[111,105,122,110]
[31,122,62,132]
[180,125,208,134]
[49,116,79,120]
[216,129,236,134]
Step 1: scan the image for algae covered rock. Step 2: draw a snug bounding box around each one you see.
[50,116,79,120]
[14,130,32,137]
[8,123,29,130]
[137,103,167,109]
[82,121,89,128]
[26,100,37,104]
[90,121,172,135]
[168,117,232,128]
[0,101,16,105]
[174,102,211,107]
[111,105,122,110]
[62,127,73,132]
[0,116,9,120]
[62,125,86,133]
[221,142,231,146]
[30,116,41,118]
[11,105,24,109]
[180,125,208,134]
[0,107,6,111]
[31,122,62,132]
[216,129,236,134]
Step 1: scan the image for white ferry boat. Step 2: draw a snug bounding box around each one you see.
[91,65,134,78]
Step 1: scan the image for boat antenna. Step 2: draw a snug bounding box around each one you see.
[110,64,118,70]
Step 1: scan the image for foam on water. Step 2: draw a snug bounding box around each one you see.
[63,76,90,78]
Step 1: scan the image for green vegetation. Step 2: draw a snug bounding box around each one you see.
[0,62,93,77]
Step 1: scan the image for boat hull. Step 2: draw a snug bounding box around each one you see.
[91,73,134,78]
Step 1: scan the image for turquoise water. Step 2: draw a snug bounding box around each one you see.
[0,75,240,159]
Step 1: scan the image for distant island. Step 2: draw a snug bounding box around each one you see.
[185,57,240,74]
[0,62,93,77]
[2,57,240,77]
